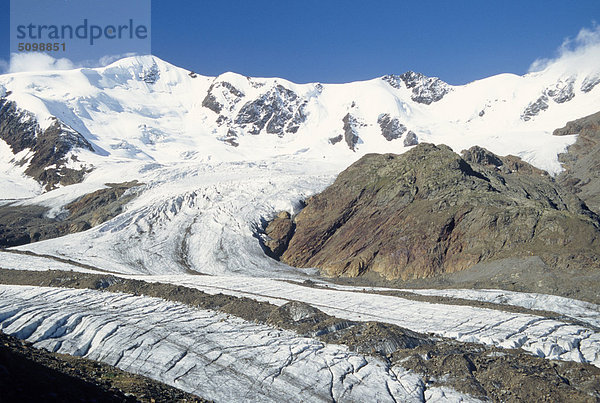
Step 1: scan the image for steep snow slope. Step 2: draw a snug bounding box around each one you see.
[1,50,599,188]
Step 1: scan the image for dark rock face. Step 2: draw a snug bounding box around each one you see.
[262,211,295,259]
[555,110,600,214]
[0,98,38,152]
[381,75,402,89]
[547,78,575,104]
[277,143,600,280]
[522,78,577,121]
[581,74,600,93]
[0,181,141,248]
[138,63,160,84]
[25,120,95,190]
[400,71,451,104]
[234,85,307,136]
[342,113,360,151]
[0,98,94,190]
[329,135,343,145]
[202,81,245,115]
[377,114,407,141]
[202,93,222,114]
[382,72,451,104]
[521,95,549,121]
[403,131,418,147]
[462,145,549,177]
[461,145,504,167]
[220,129,239,147]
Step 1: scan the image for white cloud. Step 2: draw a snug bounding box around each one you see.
[529,24,600,72]
[8,53,76,73]
[4,52,142,74]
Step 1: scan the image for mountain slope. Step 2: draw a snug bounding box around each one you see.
[555,111,600,213]
[274,144,600,280]
[0,50,599,197]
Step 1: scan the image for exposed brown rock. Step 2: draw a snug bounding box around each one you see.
[393,343,600,402]
[555,110,600,214]
[0,181,142,248]
[263,211,295,259]
[0,98,95,191]
[278,143,600,280]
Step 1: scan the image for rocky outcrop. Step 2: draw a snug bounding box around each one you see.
[25,119,94,190]
[522,78,577,121]
[377,114,406,141]
[555,110,600,214]
[400,71,451,105]
[138,63,160,84]
[462,145,549,176]
[382,72,451,104]
[581,74,600,93]
[342,113,360,151]
[262,211,295,259]
[328,135,343,145]
[0,181,142,248]
[0,98,94,190]
[234,85,307,136]
[521,95,549,121]
[202,81,245,115]
[547,78,576,104]
[276,143,600,280]
[403,130,418,146]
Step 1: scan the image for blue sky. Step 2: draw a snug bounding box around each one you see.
[0,0,598,84]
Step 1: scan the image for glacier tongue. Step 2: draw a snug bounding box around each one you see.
[125,274,600,368]
[0,284,481,403]
[15,158,339,276]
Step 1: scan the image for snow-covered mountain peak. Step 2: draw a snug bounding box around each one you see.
[0,48,599,200]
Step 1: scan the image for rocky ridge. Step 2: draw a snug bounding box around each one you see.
[522,77,578,121]
[0,97,94,190]
[382,71,452,104]
[200,70,453,151]
[555,110,600,214]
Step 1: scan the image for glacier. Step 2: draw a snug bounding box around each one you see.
[0,284,482,402]
[0,46,600,401]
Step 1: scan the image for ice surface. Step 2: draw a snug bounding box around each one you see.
[15,158,338,276]
[397,288,600,329]
[0,285,482,403]
[127,275,600,368]
[2,252,599,369]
